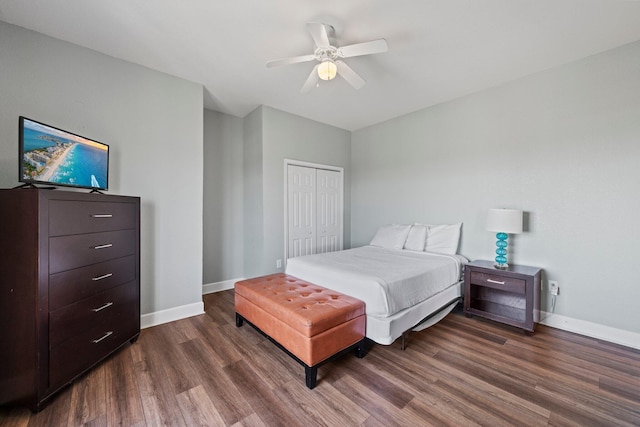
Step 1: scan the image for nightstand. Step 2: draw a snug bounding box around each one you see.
[464,260,541,334]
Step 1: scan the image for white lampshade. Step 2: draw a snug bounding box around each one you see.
[486,208,523,234]
[318,61,337,81]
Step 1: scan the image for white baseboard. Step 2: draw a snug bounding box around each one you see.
[540,311,640,350]
[203,278,242,295]
[140,278,242,329]
[141,301,204,329]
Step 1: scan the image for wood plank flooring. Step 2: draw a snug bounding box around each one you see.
[1,289,639,426]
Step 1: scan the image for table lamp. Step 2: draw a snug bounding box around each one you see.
[486,208,523,269]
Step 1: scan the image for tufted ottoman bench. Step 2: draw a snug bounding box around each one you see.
[234,273,367,389]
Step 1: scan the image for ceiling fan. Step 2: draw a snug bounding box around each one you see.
[266,22,388,93]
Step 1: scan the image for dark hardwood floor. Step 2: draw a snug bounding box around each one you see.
[2,290,639,426]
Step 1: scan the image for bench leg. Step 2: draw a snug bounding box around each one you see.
[354,338,372,358]
[305,365,318,389]
[235,313,244,327]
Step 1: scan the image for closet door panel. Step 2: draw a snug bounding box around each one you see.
[287,165,316,258]
[316,169,341,254]
[286,164,343,261]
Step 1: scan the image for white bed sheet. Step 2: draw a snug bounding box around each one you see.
[285,245,466,318]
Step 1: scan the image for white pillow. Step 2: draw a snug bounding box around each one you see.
[403,224,428,251]
[370,224,412,250]
[425,223,462,254]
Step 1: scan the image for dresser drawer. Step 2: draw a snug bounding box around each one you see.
[49,229,137,274]
[49,281,138,346]
[49,200,137,236]
[49,302,138,389]
[469,271,525,294]
[49,256,136,310]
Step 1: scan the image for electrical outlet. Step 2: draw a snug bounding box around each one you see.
[549,280,559,296]
[276,259,282,268]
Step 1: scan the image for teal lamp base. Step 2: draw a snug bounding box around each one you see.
[493,232,509,270]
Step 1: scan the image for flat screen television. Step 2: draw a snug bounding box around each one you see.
[19,116,109,191]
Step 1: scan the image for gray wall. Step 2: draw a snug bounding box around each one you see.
[0,21,204,316]
[351,41,640,334]
[240,106,351,278]
[203,110,244,284]
[9,17,635,338]
[242,107,265,278]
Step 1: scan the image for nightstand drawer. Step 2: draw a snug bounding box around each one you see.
[470,271,525,294]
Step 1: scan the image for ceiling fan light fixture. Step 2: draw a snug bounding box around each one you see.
[317,60,337,81]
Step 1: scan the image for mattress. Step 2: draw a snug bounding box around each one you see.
[285,245,466,318]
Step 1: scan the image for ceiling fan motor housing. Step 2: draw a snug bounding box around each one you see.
[314,46,339,62]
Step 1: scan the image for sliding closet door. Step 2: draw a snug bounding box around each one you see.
[287,165,316,258]
[287,164,342,259]
[316,168,341,254]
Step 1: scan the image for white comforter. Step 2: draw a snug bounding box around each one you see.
[285,246,466,318]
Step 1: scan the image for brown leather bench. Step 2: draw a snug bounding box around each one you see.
[235,273,367,388]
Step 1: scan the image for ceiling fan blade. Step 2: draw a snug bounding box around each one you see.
[335,60,365,89]
[266,54,316,68]
[300,64,320,93]
[337,39,388,58]
[307,22,330,48]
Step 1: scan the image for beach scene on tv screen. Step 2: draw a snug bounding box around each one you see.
[22,119,108,188]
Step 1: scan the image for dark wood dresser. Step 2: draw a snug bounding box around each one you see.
[0,189,140,411]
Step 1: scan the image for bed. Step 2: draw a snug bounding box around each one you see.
[285,223,467,346]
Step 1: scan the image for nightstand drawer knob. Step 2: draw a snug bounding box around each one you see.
[486,279,505,285]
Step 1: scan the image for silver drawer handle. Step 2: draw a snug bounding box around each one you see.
[92,302,114,312]
[92,331,113,344]
[92,273,113,281]
[486,279,506,285]
[93,243,113,250]
[91,214,113,218]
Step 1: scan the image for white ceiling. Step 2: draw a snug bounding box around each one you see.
[2,1,640,131]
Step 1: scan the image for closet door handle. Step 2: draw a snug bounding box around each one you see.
[92,273,113,281]
[91,214,113,218]
[92,331,113,344]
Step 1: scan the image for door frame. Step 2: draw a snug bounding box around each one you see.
[284,158,344,267]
